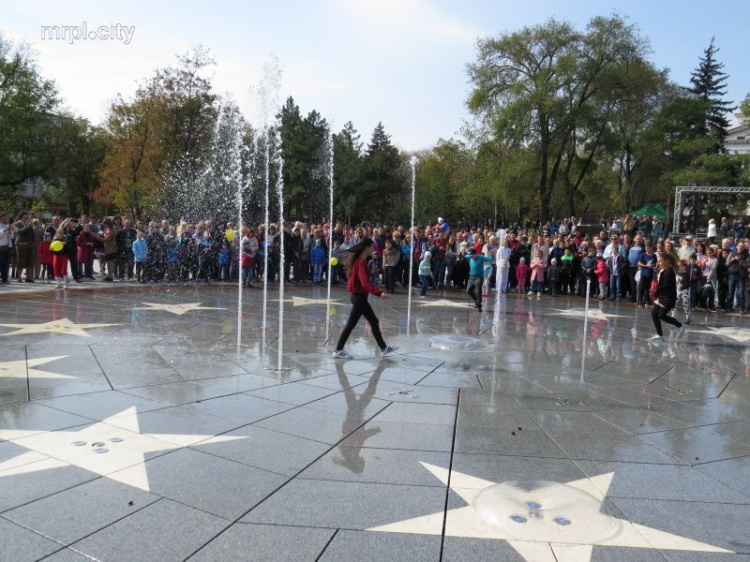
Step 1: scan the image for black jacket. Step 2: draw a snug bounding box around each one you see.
[655,267,677,310]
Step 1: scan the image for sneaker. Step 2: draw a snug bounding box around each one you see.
[647,334,663,341]
[381,345,399,356]
[537,292,541,298]
[332,349,353,360]
[527,291,533,295]
[678,325,687,337]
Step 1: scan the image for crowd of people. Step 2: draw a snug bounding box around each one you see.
[1,212,748,320]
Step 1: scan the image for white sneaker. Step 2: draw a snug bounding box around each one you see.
[527,291,533,295]
[332,349,353,360]
[537,292,541,298]
[381,345,399,356]
[647,335,663,341]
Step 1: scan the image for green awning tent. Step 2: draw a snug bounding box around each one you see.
[631,204,667,220]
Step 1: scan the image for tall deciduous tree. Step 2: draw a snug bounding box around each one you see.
[0,35,60,194]
[468,15,655,222]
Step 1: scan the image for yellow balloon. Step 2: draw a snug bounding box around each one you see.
[226,230,235,242]
[50,240,64,252]
[330,257,338,266]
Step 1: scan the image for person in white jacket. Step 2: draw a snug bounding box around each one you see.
[496,232,512,294]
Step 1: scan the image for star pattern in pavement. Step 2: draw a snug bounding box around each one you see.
[367,462,730,561]
[0,318,120,338]
[131,302,226,315]
[552,309,627,321]
[0,407,245,492]
[0,356,74,380]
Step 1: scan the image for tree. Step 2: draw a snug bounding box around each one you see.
[96,78,165,218]
[468,16,657,222]
[279,98,330,221]
[332,122,363,224]
[689,38,734,152]
[361,123,405,223]
[97,46,218,218]
[51,117,106,216]
[0,35,60,195]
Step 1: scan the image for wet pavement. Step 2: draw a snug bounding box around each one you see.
[1,284,749,561]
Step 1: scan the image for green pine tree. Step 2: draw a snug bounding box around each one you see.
[689,37,734,152]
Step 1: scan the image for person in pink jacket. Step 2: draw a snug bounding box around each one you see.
[595,253,610,300]
[529,250,547,297]
[515,257,530,294]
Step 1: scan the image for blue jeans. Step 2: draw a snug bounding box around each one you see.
[313,262,323,283]
[419,275,430,296]
[433,258,446,287]
[727,275,745,310]
[609,275,621,299]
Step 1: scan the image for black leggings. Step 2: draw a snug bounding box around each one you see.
[651,304,681,336]
[336,293,386,351]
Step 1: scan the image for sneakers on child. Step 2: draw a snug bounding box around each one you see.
[381,345,399,356]
[332,349,353,360]
[527,291,533,295]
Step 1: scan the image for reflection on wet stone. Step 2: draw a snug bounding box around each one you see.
[0,284,747,560]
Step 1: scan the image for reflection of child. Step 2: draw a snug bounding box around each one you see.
[515,258,529,294]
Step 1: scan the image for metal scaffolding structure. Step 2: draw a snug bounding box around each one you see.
[673,185,750,234]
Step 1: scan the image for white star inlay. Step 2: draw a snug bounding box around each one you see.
[367,462,730,560]
[0,356,74,380]
[0,318,120,338]
[0,407,245,492]
[270,296,343,307]
[419,299,471,309]
[552,309,627,321]
[692,327,750,343]
[131,302,226,315]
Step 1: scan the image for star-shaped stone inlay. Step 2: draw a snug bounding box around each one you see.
[692,326,750,344]
[0,407,245,492]
[270,296,343,307]
[0,318,120,338]
[368,462,730,561]
[0,356,74,380]
[419,299,470,309]
[552,309,627,321]
[130,302,226,316]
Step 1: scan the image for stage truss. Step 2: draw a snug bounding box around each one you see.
[672,185,750,234]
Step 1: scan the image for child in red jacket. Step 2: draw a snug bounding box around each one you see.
[595,254,610,300]
[39,232,53,283]
[515,257,530,294]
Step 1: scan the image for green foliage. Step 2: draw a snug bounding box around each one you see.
[468,15,657,221]
[689,37,734,151]
[0,34,60,206]
[360,123,406,223]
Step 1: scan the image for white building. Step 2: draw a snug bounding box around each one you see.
[726,107,750,155]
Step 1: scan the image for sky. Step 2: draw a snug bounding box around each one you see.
[3,0,749,151]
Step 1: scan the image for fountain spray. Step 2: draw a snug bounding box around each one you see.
[406,156,417,336]
[325,133,334,343]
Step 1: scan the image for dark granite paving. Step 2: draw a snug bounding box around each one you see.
[1,283,749,561]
